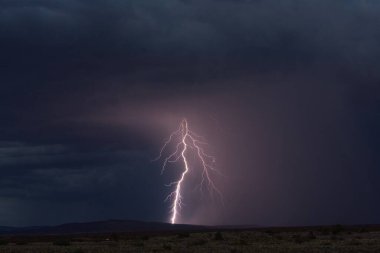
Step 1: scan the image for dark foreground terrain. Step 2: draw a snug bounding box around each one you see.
[0,224,379,252]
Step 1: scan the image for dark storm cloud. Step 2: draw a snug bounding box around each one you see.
[0,0,379,226]
[2,0,379,119]
[0,141,165,226]
[1,0,379,77]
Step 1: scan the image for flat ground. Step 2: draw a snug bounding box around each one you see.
[0,225,379,252]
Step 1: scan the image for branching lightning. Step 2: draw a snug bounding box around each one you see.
[155,119,223,224]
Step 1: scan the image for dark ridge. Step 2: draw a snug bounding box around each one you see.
[0,220,207,235]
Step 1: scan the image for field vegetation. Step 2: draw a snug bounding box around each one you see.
[0,225,379,252]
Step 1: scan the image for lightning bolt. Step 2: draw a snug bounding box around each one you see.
[155,119,223,224]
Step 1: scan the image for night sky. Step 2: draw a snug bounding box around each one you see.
[0,0,379,227]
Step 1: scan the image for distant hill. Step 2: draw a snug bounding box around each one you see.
[0,226,18,233]
[0,220,207,235]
